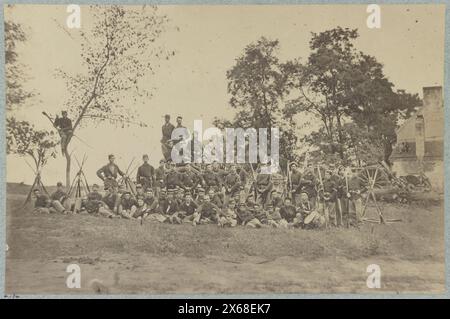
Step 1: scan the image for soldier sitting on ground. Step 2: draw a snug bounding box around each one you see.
[49,182,72,214]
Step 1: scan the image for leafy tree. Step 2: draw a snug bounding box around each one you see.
[287,27,421,164]
[215,37,297,165]
[54,5,173,187]
[5,20,33,110]
[6,117,58,172]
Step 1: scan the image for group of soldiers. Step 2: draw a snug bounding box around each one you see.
[32,151,367,229]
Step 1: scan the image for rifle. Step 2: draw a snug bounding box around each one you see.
[287,162,293,199]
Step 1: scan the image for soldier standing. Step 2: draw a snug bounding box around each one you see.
[289,163,302,205]
[96,154,125,191]
[136,154,155,191]
[161,114,175,161]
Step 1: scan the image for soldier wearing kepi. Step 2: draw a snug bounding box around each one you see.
[53,110,73,153]
[161,114,175,161]
[96,154,125,191]
[136,154,155,191]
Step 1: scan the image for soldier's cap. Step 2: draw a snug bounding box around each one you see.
[123,191,131,195]
[160,189,167,194]
[145,188,153,193]
[92,184,100,189]
[159,159,166,164]
[56,182,63,187]
[108,154,115,159]
[290,162,298,168]
[62,110,68,115]
[164,114,170,118]
[33,188,40,192]
[136,184,142,188]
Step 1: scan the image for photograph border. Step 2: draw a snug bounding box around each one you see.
[0,0,448,299]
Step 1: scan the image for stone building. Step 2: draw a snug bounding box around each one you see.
[390,86,444,192]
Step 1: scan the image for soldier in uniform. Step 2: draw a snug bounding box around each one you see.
[235,199,256,227]
[347,168,365,226]
[53,110,73,153]
[279,197,300,228]
[118,191,138,219]
[255,165,273,208]
[223,165,241,200]
[32,189,55,214]
[322,169,338,226]
[96,154,125,191]
[136,154,155,191]
[179,165,200,195]
[50,182,72,213]
[194,194,221,225]
[218,199,238,227]
[143,188,159,214]
[202,163,222,193]
[299,167,317,209]
[289,162,302,205]
[179,193,198,224]
[102,186,120,216]
[161,190,182,224]
[83,184,112,217]
[161,114,175,161]
[331,166,345,226]
[165,163,182,190]
[154,159,166,197]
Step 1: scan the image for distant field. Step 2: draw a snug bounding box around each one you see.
[5,183,445,295]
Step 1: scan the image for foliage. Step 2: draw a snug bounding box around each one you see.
[6,117,58,169]
[5,20,33,110]
[57,5,173,131]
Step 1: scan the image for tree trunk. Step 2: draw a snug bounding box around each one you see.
[62,136,72,189]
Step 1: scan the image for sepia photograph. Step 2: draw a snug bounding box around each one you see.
[3,3,446,296]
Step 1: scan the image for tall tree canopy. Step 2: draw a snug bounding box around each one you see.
[287,27,421,165]
[214,37,298,166]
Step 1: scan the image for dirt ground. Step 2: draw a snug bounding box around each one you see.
[4,184,446,295]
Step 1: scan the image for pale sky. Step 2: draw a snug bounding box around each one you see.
[5,4,445,185]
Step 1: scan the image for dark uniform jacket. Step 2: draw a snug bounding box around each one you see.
[161,123,175,143]
[103,193,119,210]
[136,163,155,187]
[179,201,198,216]
[50,189,67,202]
[279,205,297,223]
[84,191,103,213]
[35,195,50,208]
[97,163,125,180]
[54,117,72,132]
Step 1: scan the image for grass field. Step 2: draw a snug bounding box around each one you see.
[5,183,445,295]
